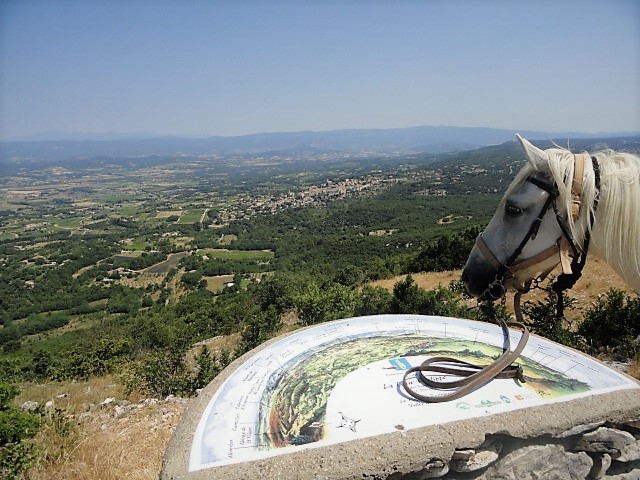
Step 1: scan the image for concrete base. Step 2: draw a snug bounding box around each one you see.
[162,390,640,479]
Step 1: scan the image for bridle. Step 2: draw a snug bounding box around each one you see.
[476,176,560,300]
[402,153,600,403]
[475,153,601,304]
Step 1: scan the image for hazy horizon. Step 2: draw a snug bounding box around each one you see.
[2,1,639,140]
[4,123,640,144]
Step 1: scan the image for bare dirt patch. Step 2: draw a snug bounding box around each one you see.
[437,214,472,225]
[203,274,234,293]
[119,272,166,289]
[371,270,462,292]
[368,229,398,236]
[155,210,182,219]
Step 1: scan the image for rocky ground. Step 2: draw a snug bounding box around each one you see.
[15,376,187,480]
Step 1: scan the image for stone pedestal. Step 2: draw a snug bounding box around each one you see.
[161,315,640,480]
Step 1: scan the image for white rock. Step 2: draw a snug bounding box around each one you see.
[554,421,604,438]
[479,444,592,480]
[450,441,502,473]
[617,439,640,462]
[20,401,39,411]
[99,397,115,408]
[78,412,93,424]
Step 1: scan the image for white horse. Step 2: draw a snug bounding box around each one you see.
[462,135,640,299]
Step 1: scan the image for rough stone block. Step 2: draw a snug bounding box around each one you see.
[590,453,612,479]
[478,444,593,480]
[577,427,636,456]
[450,441,502,473]
[617,440,640,463]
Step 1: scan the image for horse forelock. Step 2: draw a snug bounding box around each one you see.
[509,146,640,292]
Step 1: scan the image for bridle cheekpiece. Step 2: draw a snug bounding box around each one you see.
[475,153,601,308]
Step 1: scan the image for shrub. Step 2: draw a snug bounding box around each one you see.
[123,344,232,397]
[237,306,282,354]
[0,383,40,479]
[390,274,468,317]
[578,288,640,359]
[123,345,191,398]
[60,337,131,380]
[354,285,393,316]
[295,282,356,326]
[520,288,581,349]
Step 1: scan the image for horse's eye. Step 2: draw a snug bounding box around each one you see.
[505,205,523,215]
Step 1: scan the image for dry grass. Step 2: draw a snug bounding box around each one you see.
[154,210,182,219]
[17,376,188,480]
[203,274,234,293]
[629,356,640,379]
[26,405,182,480]
[16,376,125,410]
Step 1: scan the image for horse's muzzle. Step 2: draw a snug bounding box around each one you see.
[461,259,500,300]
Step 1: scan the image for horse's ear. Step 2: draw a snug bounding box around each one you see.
[516,134,546,167]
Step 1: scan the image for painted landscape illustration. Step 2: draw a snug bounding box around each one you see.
[258,331,592,450]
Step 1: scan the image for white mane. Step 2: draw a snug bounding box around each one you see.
[507,145,640,293]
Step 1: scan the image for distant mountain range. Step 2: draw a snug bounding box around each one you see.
[1,126,638,161]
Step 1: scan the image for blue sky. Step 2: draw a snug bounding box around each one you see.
[1,0,639,140]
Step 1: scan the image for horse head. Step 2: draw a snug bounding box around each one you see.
[462,135,591,300]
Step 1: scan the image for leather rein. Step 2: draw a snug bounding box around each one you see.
[402,154,600,403]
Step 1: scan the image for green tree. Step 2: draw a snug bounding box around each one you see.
[237,306,282,354]
[410,227,480,273]
[193,346,220,389]
[181,271,203,289]
[390,274,467,317]
[390,274,422,314]
[255,274,297,315]
[295,281,355,326]
[354,285,393,316]
[124,345,191,398]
